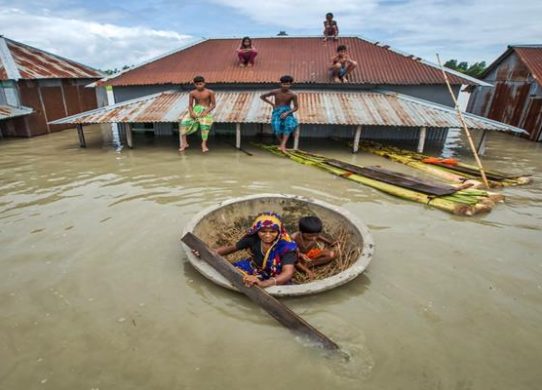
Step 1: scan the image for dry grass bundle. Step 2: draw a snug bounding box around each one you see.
[208,221,361,285]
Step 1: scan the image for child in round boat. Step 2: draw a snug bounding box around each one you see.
[213,212,298,287]
[260,75,299,153]
[179,75,216,153]
[292,216,338,277]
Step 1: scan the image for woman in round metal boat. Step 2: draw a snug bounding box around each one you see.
[214,211,298,287]
[184,194,374,297]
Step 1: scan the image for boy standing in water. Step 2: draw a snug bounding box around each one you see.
[260,75,299,153]
[179,75,216,153]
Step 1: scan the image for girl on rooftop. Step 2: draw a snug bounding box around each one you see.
[236,37,258,68]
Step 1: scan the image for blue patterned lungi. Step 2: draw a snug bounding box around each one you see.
[271,105,298,136]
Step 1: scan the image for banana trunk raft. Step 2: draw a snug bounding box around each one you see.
[355,140,532,188]
[258,145,504,216]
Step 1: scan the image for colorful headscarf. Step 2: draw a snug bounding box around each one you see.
[239,212,297,278]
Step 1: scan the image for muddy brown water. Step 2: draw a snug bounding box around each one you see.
[1,126,541,389]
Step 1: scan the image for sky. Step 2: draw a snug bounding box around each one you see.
[1,0,541,71]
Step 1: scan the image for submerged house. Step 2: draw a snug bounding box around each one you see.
[51,36,525,151]
[467,45,542,142]
[0,36,103,137]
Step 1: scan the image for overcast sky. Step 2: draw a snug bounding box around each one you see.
[1,0,541,70]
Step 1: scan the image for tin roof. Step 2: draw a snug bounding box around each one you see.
[50,89,526,133]
[0,104,33,120]
[0,37,103,81]
[514,46,542,84]
[479,45,542,84]
[100,37,484,87]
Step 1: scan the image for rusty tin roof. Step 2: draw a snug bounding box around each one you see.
[0,37,103,81]
[50,89,525,133]
[0,104,33,120]
[99,37,485,87]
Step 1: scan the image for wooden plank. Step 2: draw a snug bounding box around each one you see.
[325,159,458,196]
[76,124,86,148]
[181,233,340,350]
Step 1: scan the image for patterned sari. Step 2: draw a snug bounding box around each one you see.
[233,212,297,280]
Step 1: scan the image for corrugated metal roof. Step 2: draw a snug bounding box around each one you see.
[50,89,526,133]
[0,37,103,81]
[515,46,542,84]
[101,37,482,87]
[0,104,33,120]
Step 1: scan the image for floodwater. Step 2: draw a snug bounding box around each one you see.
[1,126,541,390]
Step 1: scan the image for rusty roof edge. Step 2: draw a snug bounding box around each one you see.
[49,90,175,124]
[0,37,22,80]
[5,36,104,79]
[377,88,527,134]
[89,37,205,88]
[0,104,33,120]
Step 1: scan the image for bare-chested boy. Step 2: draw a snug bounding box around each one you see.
[260,75,299,153]
[329,45,358,83]
[179,75,216,153]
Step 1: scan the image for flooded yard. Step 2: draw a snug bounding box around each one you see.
[1,127,541,389]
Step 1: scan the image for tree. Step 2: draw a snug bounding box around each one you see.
[444,59,487,79]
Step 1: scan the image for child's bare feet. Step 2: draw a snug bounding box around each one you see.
[323,37,328,42]
[342,76,349,83]
[333,76,341,83]
[179,144,189,152]
[247,63,253,68]
[202,145,209,153]
[239,63,245,68]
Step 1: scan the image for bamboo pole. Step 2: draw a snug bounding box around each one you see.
[436,54,490,188]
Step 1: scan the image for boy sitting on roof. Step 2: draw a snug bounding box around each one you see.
[260,75,299,153]
[329,45,358,83]
[323,12,339,41]
[179,75,216,153]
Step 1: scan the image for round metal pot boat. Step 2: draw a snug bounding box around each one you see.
[182,194,374,297]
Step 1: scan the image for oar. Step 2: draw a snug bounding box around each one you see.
[436,54,490,189]
[181,232,340,351]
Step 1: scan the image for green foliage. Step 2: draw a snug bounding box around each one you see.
[444,59,487,78]
[99,65,133,76]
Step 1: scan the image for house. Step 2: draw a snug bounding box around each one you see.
[51,36,526,151]
[467,45,542,142]
[0,36,103,137]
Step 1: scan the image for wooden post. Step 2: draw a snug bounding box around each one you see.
[477,130,488,156]
[236,123,241,149]
[126,123,133,149]
[293,126,300,150]
[76,124,86,148]
[417,127,427,153]
[181,233,340,351]
[353,125,362,153]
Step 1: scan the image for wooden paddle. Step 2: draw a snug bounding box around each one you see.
[181,232,340,351]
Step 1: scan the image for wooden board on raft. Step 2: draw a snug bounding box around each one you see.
[426,161,519,181]
[181,232,340,351]
[324,159,459,196]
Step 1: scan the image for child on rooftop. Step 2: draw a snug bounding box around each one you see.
[179,75,216,153]
[260,75,299,153]
[329,45,358,83]
[236,37,258,68]
[323,12,339,41]
[292,216,338,277]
